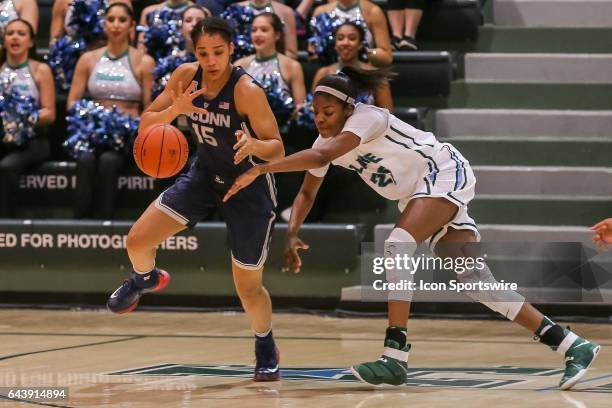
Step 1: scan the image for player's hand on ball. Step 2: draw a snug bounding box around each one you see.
[223,166,261,202]
[233,129,257,164]
[592,218,612,250]
[282,235,309,273]
[170,80,208,117]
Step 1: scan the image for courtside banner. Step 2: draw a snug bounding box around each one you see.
[0,220,363,297]
[358,241,612,304]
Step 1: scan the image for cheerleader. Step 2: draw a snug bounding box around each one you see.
[387,0,423,50]
[312,21,391,110]
[0,19,55,216]
[236,0,297,59]
[235,12,305,131]
[67,3,154,218]
[50,0,132,43]
[235,11,305,216]
[182,5,210,52]
[311,0,391,66]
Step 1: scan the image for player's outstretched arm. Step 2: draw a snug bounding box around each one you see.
[223,131,360,202]
[139,64,208,131]
[283,173,324,273]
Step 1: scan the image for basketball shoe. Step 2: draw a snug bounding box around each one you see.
[106,269,171,314]
[254,331,280,381]
[559,336,601,390]
[350,339,410,386]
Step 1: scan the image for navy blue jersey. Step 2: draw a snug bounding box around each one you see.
[186,65,262,179]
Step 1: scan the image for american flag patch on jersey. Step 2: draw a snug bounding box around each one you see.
[219,101,230,109]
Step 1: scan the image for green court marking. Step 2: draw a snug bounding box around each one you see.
[108,364,568,389]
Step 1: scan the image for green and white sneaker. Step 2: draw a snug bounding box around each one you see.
[350,340,410,386]
[559,337,601,390]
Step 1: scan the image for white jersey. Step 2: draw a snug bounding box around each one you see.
[309,104,475,205]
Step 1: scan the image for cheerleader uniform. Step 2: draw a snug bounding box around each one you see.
[0,0,18,47]
[0,61,50,217]
[73,49,142,219]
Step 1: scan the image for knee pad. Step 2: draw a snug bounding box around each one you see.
[384,228,417,302]
[458,263,525,320]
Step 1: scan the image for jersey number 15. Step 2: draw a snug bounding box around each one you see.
[192,124,218,147]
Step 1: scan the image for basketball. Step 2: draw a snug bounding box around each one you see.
[133,124,189,178]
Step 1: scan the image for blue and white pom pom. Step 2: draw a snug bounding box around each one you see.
[0,75,40,147]
[64,99,140,159]
[67,0,107,44]
[47,35,86,91]
[258,74,295,131]
[152,52,196,100]
[220,5,255,60]
[138,9,185,61]
[308,12,368,65]
[292,92,316,132]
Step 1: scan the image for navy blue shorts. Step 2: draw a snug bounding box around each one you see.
[155,161,277,270]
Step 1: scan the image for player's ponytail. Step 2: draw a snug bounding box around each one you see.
[315,66,394,105]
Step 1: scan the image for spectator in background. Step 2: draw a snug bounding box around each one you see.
[67,3,154,219]
[387,0,423,50]
[50,0,132,43]
[0,0,38,45]
[0,19,55,217]
[312,21,391,110]
[312,0,391,66]
[235,12,306,133]
[237,0,298,59]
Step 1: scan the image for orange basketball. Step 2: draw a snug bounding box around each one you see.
[133,124,189,178]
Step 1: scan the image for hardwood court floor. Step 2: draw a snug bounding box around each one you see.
[0,309,610,407]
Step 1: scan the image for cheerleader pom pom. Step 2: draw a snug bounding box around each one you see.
[232,34,255,61]
[67,0,107,44]
[139,9,185,60]
[0,87,39,147]
[47,35,86,91]
[221,5,255,37]
[152,52,196,100]
[259,74,295,132]
[64,99,140,159]
[293,93,316,132]
[221,6,256,61]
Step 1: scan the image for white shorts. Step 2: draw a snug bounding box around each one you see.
[397,143,480,247]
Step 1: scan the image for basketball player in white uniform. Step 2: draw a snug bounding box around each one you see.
[223,66,602,391]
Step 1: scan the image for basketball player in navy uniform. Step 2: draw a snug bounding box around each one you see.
[106,17,285,381]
